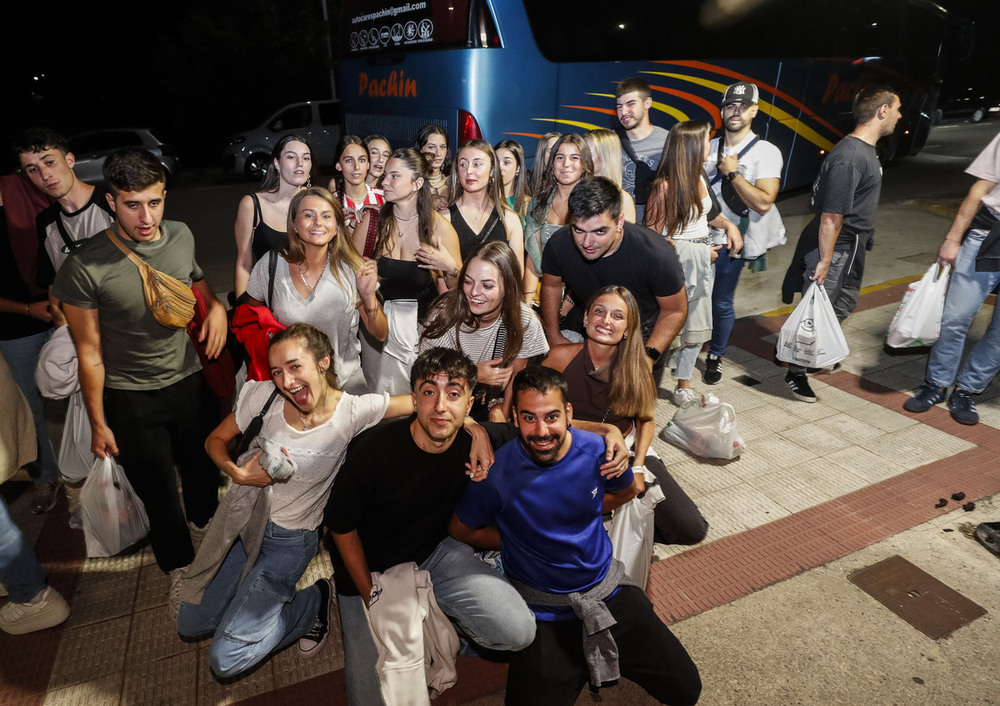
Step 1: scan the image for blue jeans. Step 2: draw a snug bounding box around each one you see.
[709,246,745,358]
[925,232,1000,393]
[176,522,320,678]
[338,536,536,705]
[0,496,47,604]
[0,330,59,486]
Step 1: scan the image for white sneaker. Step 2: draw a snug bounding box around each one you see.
[673,387,697,407]
[0,585,71,635]
[169,566,189,619]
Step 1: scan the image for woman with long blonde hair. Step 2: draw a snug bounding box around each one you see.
[245,186,386,394]
[542,285,707,545]
[586,128,637,223]
[645,121,742,406]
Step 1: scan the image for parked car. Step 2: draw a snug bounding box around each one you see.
[223,100,342,180]
[932,86,1000,124]
[68,129,180,184]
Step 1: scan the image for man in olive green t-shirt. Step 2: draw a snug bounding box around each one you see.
[53,149,228,610]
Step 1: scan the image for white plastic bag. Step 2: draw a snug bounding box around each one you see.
[609,470,663,590]
[776,282,849,368]
[58,393,94,482]
[886,263,950,348]
[80,456,150,557]
[660,394,746,459]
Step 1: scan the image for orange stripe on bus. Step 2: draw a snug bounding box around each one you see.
[648,86,722,130]
[564,105,618,116]
[505,132,544,139]
[656,60,844,138]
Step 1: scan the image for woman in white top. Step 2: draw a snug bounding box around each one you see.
[585,128,637,223]
[179,323,490,677]
[233,135,312,298]
[646,121,742,405]
[328,135,384,236]
[420,241,549,422]
[245,187,386,394]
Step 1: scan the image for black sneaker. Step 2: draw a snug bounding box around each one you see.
[903,383,947,413]
[785,373,816,403]
[948,388,979,426]
[298,578,332,656]
[703,355,723,385]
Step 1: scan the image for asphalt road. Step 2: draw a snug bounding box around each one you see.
[163,119,1000,304]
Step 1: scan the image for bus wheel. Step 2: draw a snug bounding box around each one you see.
[245,154,271,180]
[877,134,898,165]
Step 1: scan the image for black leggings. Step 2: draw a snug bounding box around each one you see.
[505,585,702,706]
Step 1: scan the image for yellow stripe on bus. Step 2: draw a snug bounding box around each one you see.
[644,72,836,151]
[588,92,690,122]
[531,118,604,131]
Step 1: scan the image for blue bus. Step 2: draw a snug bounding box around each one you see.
[337,0,957,189]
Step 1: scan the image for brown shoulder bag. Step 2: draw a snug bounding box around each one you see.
[105,228,196,330]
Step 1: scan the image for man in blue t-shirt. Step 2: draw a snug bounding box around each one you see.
[451,367,701,705]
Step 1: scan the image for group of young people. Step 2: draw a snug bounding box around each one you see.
[2,73,924,705]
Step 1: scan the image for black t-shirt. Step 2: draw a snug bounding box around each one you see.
[0,206,53,341]
[809,136,883,238]
[325,416,515,596]
[541,221,685,335]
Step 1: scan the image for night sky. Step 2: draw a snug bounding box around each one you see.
[2,0,996,174]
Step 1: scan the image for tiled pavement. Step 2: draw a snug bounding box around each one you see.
[2,279,997,706]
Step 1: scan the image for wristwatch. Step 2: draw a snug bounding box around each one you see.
[645,346,662,362]
[725,171,739,183]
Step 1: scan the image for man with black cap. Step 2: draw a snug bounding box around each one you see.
[703,82,786,385]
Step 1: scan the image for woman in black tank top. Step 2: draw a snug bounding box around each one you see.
[445,140,525,268]
[233,135,312,298]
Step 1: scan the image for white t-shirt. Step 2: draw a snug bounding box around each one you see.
[706,133,787,258]
[235,380,389,530]
[419,302,549,363]
[967,130,1000,219]
[247,255,363,390]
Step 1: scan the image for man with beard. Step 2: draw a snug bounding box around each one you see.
[703,82,786,385]
[615,77,669,224]
[450,366,701,705]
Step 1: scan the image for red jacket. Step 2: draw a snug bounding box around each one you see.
[230,302,286,382]
[187,287,236,412]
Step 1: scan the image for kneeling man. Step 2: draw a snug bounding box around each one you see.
[450,366,701,706]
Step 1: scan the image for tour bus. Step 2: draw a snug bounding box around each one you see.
[337,0,958,189]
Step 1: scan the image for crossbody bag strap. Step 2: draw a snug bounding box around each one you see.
[105,228,147,270]
[267,249,278,309]
[617,126,642,165]
[363,208,379,259]
[55,217,80,254]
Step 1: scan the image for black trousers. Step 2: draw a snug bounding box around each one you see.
[505,585,701,706]
[104,372,221,572]
[646,455,709,546]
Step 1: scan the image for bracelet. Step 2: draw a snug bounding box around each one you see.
[25,303,31,316]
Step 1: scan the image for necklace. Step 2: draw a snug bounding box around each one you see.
[394,210,418,223]
[428,173,445,186]
[297,253,329,293]
[299,413,311,430]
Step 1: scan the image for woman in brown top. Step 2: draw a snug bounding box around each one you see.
[542,285,707,545]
